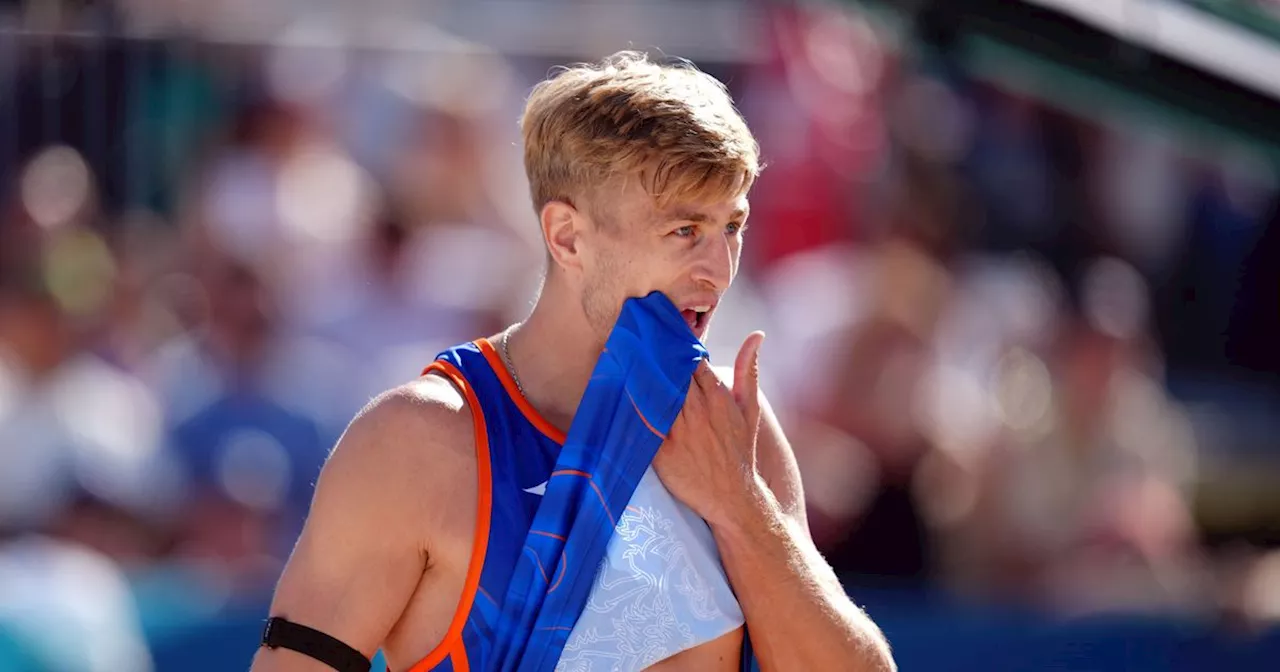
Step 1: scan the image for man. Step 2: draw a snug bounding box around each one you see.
[251,51,894,672]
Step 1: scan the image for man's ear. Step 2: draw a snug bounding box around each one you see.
[542,199,585,272]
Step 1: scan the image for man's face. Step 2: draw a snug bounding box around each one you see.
[575,181,750,342]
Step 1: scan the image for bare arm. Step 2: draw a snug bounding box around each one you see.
[700,367,895,671]
[715,383,895,672]
[250,377,471,671]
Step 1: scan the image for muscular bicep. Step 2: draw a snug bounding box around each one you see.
[251,383,469,670]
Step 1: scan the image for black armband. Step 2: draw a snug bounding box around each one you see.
[260,616,372,672]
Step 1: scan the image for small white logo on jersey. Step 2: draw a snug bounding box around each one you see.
[523,481,548,496]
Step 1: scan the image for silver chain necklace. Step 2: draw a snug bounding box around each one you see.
[499,326,526,398]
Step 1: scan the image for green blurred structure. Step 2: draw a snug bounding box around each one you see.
[853,0,1280,160]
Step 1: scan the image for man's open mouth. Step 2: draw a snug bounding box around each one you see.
[680,306,711,334]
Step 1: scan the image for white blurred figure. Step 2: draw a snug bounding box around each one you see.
[195,94,374,335]
[0,232,176,567]
[306,38,544,397]
[0,227,167,672]
[0,536,154,672]
[170,84,374,438]
[307,198,525,402]
[194,27,539,406]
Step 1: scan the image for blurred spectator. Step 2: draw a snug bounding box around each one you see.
[1,2,1279,668]
[142,253,333,589]
[936,260,1206,616]
[798,150,967,586]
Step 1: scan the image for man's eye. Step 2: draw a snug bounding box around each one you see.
[726,222,743,235]
[672,225,696,237]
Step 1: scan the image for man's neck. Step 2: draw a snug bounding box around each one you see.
[502,280,603,435]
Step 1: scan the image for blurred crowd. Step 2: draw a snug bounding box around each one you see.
[3,1,1280,670]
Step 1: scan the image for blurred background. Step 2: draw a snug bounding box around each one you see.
[2,0,1280,669]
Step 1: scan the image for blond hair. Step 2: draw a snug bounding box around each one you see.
[520,51,760,221]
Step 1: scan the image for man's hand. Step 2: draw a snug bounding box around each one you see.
[653,331,767,529]
[654,331,896,670]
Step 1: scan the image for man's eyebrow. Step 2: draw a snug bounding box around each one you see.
[673,211,710,223]
[664,207,749,223]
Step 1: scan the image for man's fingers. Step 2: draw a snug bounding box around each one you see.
[693,359,718,390]
[733,331,765,424]
[679,359,712,419]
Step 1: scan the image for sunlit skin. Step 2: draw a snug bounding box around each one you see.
[249,179,894,672]
[516,182,757,670]
[506,180,751,435]
[572,187,750,340]
[251,150,892,672]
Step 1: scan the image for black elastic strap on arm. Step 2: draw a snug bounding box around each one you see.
[260,616,371,672]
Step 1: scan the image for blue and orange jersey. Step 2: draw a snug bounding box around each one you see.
[407,338,566,672]
[406,333,754,672]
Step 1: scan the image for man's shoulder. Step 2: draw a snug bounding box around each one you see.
[330,374,479,474]
[362,375,471,429]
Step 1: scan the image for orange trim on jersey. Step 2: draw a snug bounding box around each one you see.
[626,389,666,440]
[451,642,471,672]
[524,546,551,583]
[475,338,568,445]
[551,469,615,527]
[409,361,492,672]
[547,552,567,594]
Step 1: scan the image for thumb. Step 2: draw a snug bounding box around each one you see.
[733,331,765,424]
